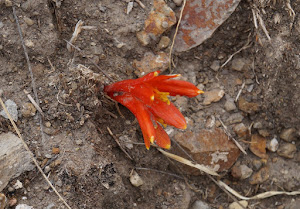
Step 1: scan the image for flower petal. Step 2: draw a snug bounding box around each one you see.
[112,93,155,149]
[104,71,160,94]
[149,99,187,129]
[154,124,171,149]
[129,83,154,105]
[150,79,203,97]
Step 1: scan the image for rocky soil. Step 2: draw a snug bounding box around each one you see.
[0,0,299,208]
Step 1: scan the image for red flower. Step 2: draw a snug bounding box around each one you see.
[104,71,204,149]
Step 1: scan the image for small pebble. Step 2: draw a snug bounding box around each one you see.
[277,143,297,159]
[52,147,60,154]
[252,159,263,171]
[24,17,34,26]
[231,164,253,180]
[16,204,33,209]
[21,103,36,118]
[44,166,51,174]
[233,123,248,138]
[24,40,34,48]
[224,98,237,112]
[13,180,23,190]
[190,200,210,209]
[157,36,170,50]
[210,60,220,71]
[266,138,279,152]
[75,139,83,145]
[0,99,18,122]
[229,200,248,209]
[226,113,244,124]
[172,0,183,6]
[45,154,52,159]
[130,171,144,187]
[253,121,263,129]
[280,128,296,142]
[231,58,247,71]
[249,167,269,184]
[8,197,17,207]
[5,0,13,7]
[203,89,225,105]
[45,121,51,127]
[258,129,270,137]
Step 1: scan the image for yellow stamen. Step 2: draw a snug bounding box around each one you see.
[154,71,159,76]
[150,95,155,101]
[157,118,167,128]
[197,90,204,94]
[183,124,187,130]
[154,89,170,105]
[150,136,154,144]
[165,144,171,150]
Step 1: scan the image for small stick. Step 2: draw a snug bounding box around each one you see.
[13,7,46,146]
[115,102,125,119]
[47,57,56,73]
[256,12,271,41]
[107,127,133,160]
[67,20,84,52]
[235,81,245,102]
[0,97,72,209]
[135,0,145,9]
[217,117,247,155]
[24,90,44,117]
[57,90,73,107]
[221,33,252,68]
[169,0,186,72]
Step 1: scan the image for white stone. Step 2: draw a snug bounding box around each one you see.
[129,171,144,187]
[229,200,248,209]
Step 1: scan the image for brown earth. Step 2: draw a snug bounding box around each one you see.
[0,0,299,208]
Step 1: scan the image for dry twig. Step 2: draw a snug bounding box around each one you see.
[235,81,246,102]
[217,116,247,155]
[24,90,44,117]
[157,148,219,176]
[135,0,145,9]
[67,20,84,52]
[107,127,133,160]
[169,0,186,72]
[12,7,46,146]
[0,97,72,209]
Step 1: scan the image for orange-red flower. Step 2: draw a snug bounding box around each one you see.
[104,71,204,149]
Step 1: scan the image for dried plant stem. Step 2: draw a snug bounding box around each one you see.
[13,7,46,146]
[217,116,247,155]
[135,167,183,179]
[107,127,133,160]
[169,0,186,72]
[157,148,219,176]
[0,97,72,209]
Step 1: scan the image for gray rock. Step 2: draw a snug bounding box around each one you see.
[231,164,253,180]
[231,58,248,71]
[0,132,34,191]
[203,89,225,105]
[224,98,237,112]
[210,60,220,71]
[190,200,210,209]
[277,143,297,159]
[172,0,183,6]
[229,201,248,209]
[280,128,296,142]
[226,113,244,124]
[285,199,300,209]
[253,121,263,129]
[0,99,18,122]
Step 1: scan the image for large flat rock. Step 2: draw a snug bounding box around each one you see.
[0,132,34,191]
